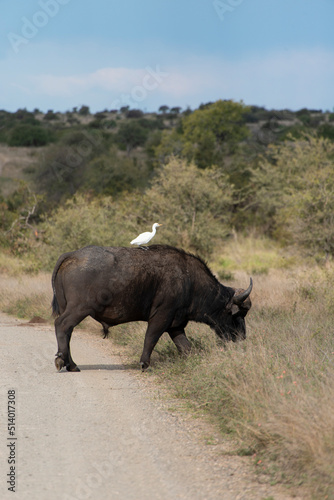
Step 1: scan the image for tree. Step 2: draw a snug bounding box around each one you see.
[249,134,334,257]
[8,124,53,147]
[126,109,144,119]
[181,100,250,168]
[280,136,334,258]
[38,194,140,268]
[143,157,234,256]
[116,121,148,155]
[43,110,58,121]
[33,130,107,207]
[0,182,41,255]
[83,147,150,195]
[154,129,184,164]
[159,105,169,114]
[78,105,90,116]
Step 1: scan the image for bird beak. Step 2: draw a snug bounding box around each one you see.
[158,224,163,226]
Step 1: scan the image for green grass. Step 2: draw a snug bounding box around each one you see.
[212,235,296,276]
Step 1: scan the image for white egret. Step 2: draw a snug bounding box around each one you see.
[130,223,162,249]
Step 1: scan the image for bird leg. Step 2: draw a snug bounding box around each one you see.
[139,246,149,250]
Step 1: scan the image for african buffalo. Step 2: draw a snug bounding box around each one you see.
[51,245,252,372]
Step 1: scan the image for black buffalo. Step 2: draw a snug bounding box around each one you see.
[51,245,252,372]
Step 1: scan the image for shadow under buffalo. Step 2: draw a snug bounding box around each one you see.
[75,363,138,371]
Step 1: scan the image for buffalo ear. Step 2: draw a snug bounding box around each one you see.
[231,304,240,316]
[225,300,240,316]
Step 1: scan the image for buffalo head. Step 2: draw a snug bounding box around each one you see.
[214,278,253,342]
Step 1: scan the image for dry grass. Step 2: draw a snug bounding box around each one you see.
[105,263,334,497]
[1,244,334,497]
[0,270,52,320]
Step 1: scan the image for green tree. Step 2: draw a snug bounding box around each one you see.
[78,105,90,116]
[142,157,234,256]
[83,147,150,195]
[181,99,250,168]
[159,105,169,114]
[249,134,334,257]
[43,110,58,121]
[116,121,148,155]
[0,182,41,255]
[38,194,140,268]
[8,124,53,147]
[33,130,107,206]
[154,128,184,164]
[280,137,334,258]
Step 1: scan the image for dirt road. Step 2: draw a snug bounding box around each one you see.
[0,312,301,500]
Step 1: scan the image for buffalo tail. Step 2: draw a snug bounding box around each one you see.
[51,294,60,317]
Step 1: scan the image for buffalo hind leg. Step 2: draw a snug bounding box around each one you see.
[168,328,192,356]
[54,309,86,372]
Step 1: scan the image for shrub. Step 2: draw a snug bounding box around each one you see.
[318,123,334,140]
[142,157,234,256]
[116,121,148,154]
[83,147,150,195]
[8,124,53,147]
[37,194,139,268]
[43,110,58,121]
[126,109,144,118]
[248,134,334,257]
[78,105,90,116]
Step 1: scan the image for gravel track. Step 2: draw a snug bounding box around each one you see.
[0,312,303,499]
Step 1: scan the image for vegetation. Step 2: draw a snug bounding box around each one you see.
[144,263,334,498]
[1,237,334,497]
[1,101,333,263]
[1,101,334,496]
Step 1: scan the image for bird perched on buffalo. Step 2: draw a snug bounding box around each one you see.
[130,223,162,249]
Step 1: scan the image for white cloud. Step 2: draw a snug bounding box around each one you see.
[29,67,147,96]
[1,45,334,111]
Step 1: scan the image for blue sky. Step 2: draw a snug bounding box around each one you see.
[1,0,334,113]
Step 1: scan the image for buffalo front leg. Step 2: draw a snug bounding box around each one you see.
[168,328,192,356]
[140,316,172,371]
[54,310,86,372]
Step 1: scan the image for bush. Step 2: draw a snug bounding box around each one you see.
[248,134,334,257]
[116,121,148,154]
[43,110,58,121]
[33,130,108,206]
[78,105,90,116]
[37,194,139,268]
[83,147,150,195]
[142,157,234,256]
[180,99,250,168]
[318,123,334,140]
[8,124,53,147]
[126,109,144,118]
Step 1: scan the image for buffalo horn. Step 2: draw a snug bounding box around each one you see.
[232,277,253,305]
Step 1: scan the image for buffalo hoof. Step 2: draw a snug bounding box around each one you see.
[140,361,150,371]
[66,364,80,372]
[55,356,65,372]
